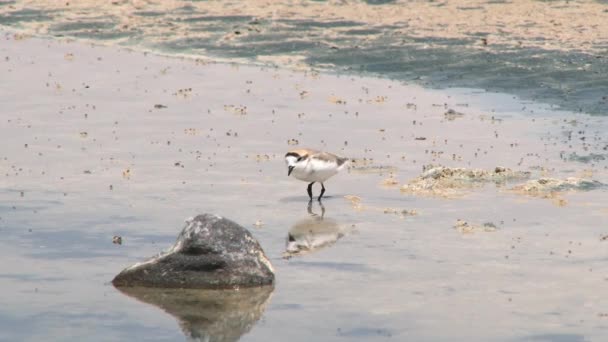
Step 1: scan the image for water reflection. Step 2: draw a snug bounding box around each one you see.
[284,201,348,258]
[114,285,273,342]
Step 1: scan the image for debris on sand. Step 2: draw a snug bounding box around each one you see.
[344,195,364,211]
[122,168,131,179]
[401,165,530,198]
[349,158,397,174]
[454,220,498,234]
[344,195,418,217]
[444,109,465,121]
[510,177,604,197]
[381,176,399,187]
[224,104,247,115]
[173,87,193,99]
[382,177,399,186]
[328,95,346,105]
[383,208,418,217]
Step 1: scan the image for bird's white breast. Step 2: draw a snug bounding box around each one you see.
[292,158,340,182]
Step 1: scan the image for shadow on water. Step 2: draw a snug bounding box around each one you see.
[283,201,349,258]
[114,285,274,342]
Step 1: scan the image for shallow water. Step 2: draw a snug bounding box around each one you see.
[1,33,608,341]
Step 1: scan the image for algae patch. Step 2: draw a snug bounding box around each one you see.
[401,165,530,198]
[510,178,604,197]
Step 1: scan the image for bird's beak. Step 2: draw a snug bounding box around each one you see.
[288,165,294,176]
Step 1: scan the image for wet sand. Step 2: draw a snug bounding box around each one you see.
[1,33,608,341]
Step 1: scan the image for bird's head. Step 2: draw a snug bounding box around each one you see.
[285,150,307,176]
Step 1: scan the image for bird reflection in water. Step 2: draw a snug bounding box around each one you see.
[284,201,348,258]
[114,285,273,342]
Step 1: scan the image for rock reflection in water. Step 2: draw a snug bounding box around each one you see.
[114,285,273,342]
[284,201,348,257]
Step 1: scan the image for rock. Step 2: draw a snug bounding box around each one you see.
[115,285,273,342]
[401,165,530,198]
[112,214,274,289]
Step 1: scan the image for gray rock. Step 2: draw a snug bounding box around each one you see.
[115,285,273,342]
[112,214,275,289]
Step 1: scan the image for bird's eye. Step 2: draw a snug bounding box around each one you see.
[297,157,303,162]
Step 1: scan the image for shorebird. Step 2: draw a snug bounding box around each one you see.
[285,148,348,201]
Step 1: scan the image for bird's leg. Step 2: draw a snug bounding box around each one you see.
[307,182,314,200]
[318,182,326,201]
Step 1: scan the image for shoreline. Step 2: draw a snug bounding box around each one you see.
[1,27,596,122]
[2,0,608,115]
